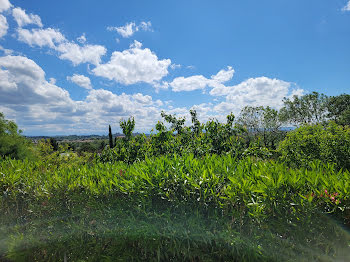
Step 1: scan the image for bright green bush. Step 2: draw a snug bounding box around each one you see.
[278,122,350,170]
[0,113,34,160]
[98,111,246,164]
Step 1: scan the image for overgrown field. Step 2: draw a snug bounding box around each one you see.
[1,154,350,261]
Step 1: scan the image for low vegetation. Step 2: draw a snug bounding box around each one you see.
[0,92,350,261]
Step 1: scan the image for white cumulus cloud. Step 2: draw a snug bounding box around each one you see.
[16,27,106,66]
[0,0,12,13]
[56,42,106,66]
[342,1,350,11]
[170,75,210,92]
[0,55,167,134]
[170,66,234,92]
[12,7,43,27]
[0,15,8,38]
[107,21,152,38]
[0,55,74,107]
[211,66,234,83]
[211,76,304,110]
[17,28,65,48]
[67,74,92,90]
[93,40,171,85]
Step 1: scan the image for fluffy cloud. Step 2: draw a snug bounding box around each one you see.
[211,66,234,83]
[12,7,106,66]
[107,21,152,38]
[132,93,152,105]
[76,89,164,132]
[342,1,350,11]
[170,75,210,92]
[153,81,169,92]
[93,40,171,85]
[0,15,8,38]
[0,0,12,13]
[16,27,106,65]
[0,55,166,134]
[0,55,305,135]
[164,75,305,124]
[0,55,73,106]
[17,28,65,48]
[67,74,92,90]
[56,42,106,66]
[12,7,43,27]
[170,66,234,92]
[211,77,304,111]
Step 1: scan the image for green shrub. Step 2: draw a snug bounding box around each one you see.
[0,112,33,160]
[278,122,350,170]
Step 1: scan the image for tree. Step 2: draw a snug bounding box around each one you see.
[189,109,202,136]
[280,92,329,126]
[327,94,350,126]
[237,106,284,148]
[120,117,135,141]
[0,112,32,159]
[49,138,59,151]
[161,111,186,135]
[108,125,114,148]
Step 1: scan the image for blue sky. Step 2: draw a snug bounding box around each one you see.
[0,0,349,135]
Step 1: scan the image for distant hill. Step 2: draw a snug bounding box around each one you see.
[26,132,150,142]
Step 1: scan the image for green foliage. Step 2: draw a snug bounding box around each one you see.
[1,155,350,261]
[242,139,273,160]
[161,110,186,134]
[280,91,329,126]
[278,122,350,170]
[0,112,33,160]
[120,116,135,141]
[34,139,92,167]
[49,137,59,151]
[98,111,245,164]
[108,125,114,148]
[237,106,286,149]
[4,95,350,260]
[327,93,350,126]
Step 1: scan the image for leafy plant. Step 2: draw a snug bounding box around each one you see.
[0,112,33,160]
[278,122,350,170]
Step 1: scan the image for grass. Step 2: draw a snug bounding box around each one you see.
[1,154,350,261]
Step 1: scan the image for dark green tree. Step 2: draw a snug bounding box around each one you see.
[327,94,350,126]
[0,112,32,159]
[108,125,114,148]
[49,138,59,151]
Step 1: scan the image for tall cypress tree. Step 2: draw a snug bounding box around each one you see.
[108,125,114,148]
